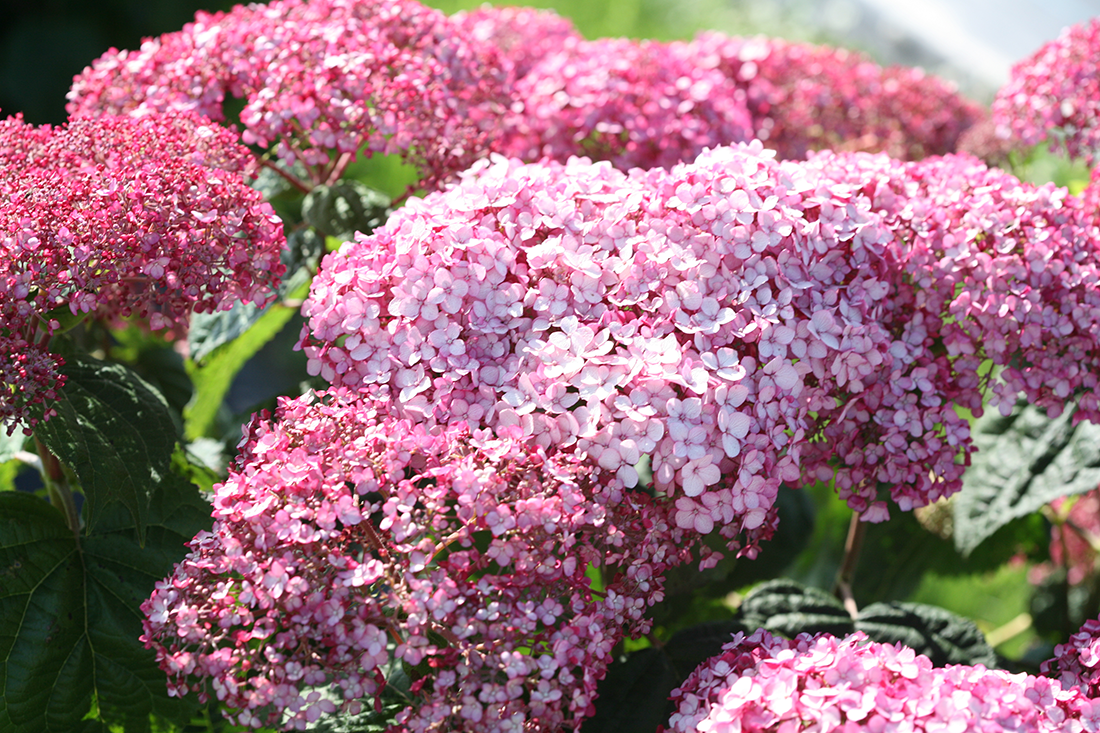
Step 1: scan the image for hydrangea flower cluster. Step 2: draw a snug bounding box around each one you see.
[1043,617,1100,699]
[1031,488,1100,587]
[497,36,754,171]
[798,149,1100,514]
[66,0,510,190]
[302,141,1100,534]
[0,110,284,430]
[993,18,1100,165]
[451,5,582,80]
[665,629,1100,733]
[679,32,984,161]
[141,391,689,731]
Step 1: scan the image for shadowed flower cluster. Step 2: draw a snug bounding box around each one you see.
[66,0,511,191]
[0,110,284,430]
[141,391,689,731]
[665,629,1100,732]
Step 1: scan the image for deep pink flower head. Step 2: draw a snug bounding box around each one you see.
[993,18,1100,165]
[67,0,510,190]
[679,32,984,161]
[666,629,1100,733]
[1043,616,1100,699]
[0,110,284,430]
[498,37,754,171]
[451,5,582,80]
[142,390,688,731]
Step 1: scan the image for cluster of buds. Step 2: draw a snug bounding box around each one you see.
[141,391,689,731]
[0,110,284,430]
[665,629,1100,732]
[66,0,511,190]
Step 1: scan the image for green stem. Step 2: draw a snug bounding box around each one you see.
[35,438,80,546]
[834,512,867,619]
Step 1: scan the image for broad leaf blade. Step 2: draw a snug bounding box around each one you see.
[581,647,679,733]
[30,358,178,543]
[856,601,997,667]
[737,579,855,638]
[954,401,1100,555]
[302,180,390,242]
[0,470,210,732]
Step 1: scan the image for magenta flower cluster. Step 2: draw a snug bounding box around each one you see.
[0,110,284,430]
[1044,618,1100,700]
[496,35,755,171]
[665,629,1100,733]
[66,0,510,190]
[301,141,1100,535]
[993,18,1100,164]
[678,32,984,162]
[141,391,689,731]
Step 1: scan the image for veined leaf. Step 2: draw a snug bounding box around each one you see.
[0,469,210,732]
[29,358,179,543]
[954,401,1100,555]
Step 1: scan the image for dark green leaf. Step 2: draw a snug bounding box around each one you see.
[737,579,855,638]
[856,601,997,667]
[302,180,390,242]
[0,470,209,732]
[664,619,752,679]
[30,357,179,543]
[581,647,679,733]
[954,401,1100,555]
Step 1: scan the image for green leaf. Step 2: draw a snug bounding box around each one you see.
[856,601,997,667]
[737,579,855,638]
[184,303,297,440]
[30,357,180,543]
[580,647,679,733]
[954,401,1100,555]
[0,469,210,732]
[302,180,390,243]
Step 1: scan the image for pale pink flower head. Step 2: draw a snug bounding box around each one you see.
[666,629,1097,733]
[67,0,511,190]
[142,390,689,731]
[993,18,1100,165]
[0,110,284,431]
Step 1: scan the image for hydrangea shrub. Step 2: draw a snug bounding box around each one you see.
[7,2,1100,732]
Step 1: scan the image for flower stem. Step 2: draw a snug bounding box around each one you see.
[36,437,80,546]
[834,511,867,619]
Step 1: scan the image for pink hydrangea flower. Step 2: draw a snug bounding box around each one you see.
[666,629,1100,733]
[302,141,1100,531]
[497,37,754,171]
[679,32,984,161]
[66,0,510,190]
[1044,616,1100,699]
[800,149,1100,516]
[0,110,284,430]
[451,5,582,80]
[993,18,1100,165]
[142,391,689,731]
